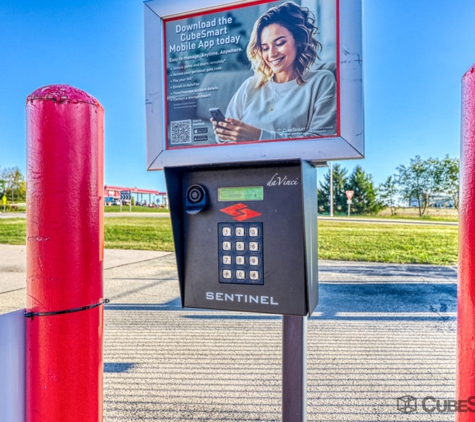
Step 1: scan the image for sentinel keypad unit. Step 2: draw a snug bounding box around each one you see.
[218,222,263,285]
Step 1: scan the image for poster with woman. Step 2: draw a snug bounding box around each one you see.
[165,0,337,147]
[144,0,363,168]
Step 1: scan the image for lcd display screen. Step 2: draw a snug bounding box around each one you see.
[218,186,264,201]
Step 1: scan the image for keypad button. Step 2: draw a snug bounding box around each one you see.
[223,255,232,265]
[236,270,246,280]
[236,256,245,265]
[222,241,232,251]
[235,242,245,251]
[235,227,245,236]
[222,227,232,236]
[249,227,259,237]
[249,242,259,252]
[249,256,259,266]
[223,270,232,279]
[250,271,260,281]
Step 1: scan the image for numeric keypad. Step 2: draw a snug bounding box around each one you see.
[218,222,263,285]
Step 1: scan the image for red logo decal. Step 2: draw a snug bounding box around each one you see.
[220,203,261,221]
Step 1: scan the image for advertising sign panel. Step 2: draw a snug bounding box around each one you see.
[145,0,363,169]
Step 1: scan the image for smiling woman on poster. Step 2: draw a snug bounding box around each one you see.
[211,1,337,143]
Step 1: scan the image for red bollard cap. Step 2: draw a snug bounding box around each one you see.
[27,84,102,108]
[462,63,475,81]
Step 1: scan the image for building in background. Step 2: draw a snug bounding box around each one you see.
[104,185,167,207]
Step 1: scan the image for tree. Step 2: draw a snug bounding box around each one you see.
[318,164,348,213]
[438,155,459,210]
[396,156,440,216]
[0,173,6,196]
[345,165,382,215]
[1,167,26,203]
[378,176,399,215]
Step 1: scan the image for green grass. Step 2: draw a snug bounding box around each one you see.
[318,221,458,265]
[318,212,459,223]
[0,219,26,244]
[103,205,168,213]
[379,214,459,223]
[104,218,174,251]
[0,217,459,265]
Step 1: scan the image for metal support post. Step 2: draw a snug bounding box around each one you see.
[282,315,307,422]
[329,161,333,217]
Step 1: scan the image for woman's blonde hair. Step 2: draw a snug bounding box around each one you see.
[247,1,321,88]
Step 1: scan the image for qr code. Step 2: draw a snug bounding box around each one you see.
[170,120,192,145]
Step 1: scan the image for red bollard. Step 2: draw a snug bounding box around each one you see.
[26,85,105,422]
[458,64,475,421]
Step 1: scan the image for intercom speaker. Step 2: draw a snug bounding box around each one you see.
[185,184,208,214]
[187,185,204,203]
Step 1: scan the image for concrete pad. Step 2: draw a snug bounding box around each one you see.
[0,244,171,294]
[319,260,457,284]
[0,252,459,420]
[0,245,27,295]
[102,249,172,270]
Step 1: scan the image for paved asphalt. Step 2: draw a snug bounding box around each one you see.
[0,246,458,421]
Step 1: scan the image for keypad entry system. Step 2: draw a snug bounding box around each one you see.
[219,222,263,285]
[165,161,319,316]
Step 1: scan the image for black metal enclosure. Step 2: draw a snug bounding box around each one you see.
[165,160,318,316]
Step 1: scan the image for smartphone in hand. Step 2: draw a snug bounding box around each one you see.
[209,108,226,124]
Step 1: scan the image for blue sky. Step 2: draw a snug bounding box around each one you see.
[1,0,474,192]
